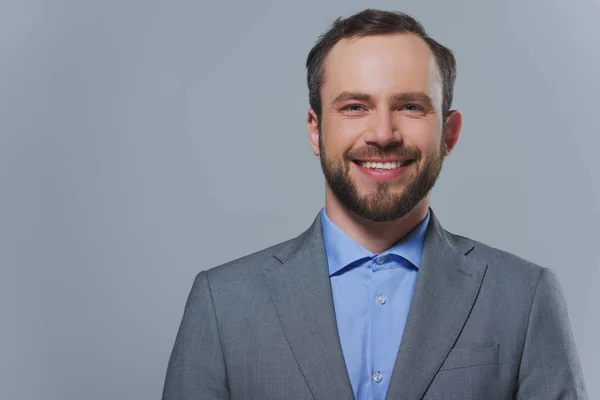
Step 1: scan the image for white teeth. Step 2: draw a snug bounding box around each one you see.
[359,160,409,169]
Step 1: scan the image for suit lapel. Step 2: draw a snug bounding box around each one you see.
[264,212,354,400]
[385,209,487,400]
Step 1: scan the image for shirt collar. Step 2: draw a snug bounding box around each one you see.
[320,207,431,277]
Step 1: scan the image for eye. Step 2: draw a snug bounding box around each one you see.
[342,104,366,112]
[402,104,424,112]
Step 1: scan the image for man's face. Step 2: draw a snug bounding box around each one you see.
[312,34,450,222]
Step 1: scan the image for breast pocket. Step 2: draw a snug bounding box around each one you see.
[439,343,499,371]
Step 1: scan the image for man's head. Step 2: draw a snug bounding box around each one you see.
[306,9,462,222]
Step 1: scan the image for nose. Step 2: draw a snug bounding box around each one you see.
[362,108,401,148]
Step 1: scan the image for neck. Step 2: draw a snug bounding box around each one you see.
[324,188,431,254]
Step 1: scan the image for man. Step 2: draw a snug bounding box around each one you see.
[162,9,587,400]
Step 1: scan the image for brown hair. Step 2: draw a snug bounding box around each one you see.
[306,9,457,121]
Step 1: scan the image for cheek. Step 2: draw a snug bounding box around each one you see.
[322,117,364,154]
[331,116,366,138]
[399,118,441,154]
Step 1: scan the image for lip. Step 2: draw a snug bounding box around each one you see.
[352,160,413,181]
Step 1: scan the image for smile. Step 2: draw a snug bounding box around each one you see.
[352,159,414,181]
[356,160,412,170]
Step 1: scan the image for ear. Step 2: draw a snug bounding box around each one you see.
[443,110,462,156]
[307,108,320,156]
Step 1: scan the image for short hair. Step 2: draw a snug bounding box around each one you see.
[306,9,457,120]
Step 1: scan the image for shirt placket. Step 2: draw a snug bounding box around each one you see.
[369,254,390,399]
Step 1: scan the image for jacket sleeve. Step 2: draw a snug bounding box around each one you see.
[162,271,230,399]
[514,267,587,399]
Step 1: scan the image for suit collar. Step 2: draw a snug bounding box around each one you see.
[265,212,355,400]
[385,209,487,400]
[270,207,474,265]
[268,208,485,400]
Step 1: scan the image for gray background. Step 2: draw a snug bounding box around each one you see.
[1,0,598,399]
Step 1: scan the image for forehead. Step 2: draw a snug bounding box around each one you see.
[321,33,441,103]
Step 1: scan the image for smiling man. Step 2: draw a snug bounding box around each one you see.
[162,9,587,400]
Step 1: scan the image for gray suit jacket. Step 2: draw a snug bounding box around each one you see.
[162,209,587,399]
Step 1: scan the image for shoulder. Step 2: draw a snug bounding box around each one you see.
[196,232,303,289]
[443,230,569,329]
[197,213,321,287]
[448,230,548,295]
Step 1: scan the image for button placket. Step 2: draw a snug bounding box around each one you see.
[371,255,388,390]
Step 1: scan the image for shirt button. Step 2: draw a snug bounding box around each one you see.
[376,292,386,305]
[374,256,386,265]
[373,371,383,383]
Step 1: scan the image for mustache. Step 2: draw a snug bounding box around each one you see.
[345,145,421,161]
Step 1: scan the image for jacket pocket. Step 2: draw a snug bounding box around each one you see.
[439,343,499,371]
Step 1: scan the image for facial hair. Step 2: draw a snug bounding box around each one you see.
[319,133,447,223]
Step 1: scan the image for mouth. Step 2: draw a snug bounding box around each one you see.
[351,159,415,181]
[352,159,414,170]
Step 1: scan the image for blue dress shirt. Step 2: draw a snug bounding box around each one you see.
[320,208,430,400]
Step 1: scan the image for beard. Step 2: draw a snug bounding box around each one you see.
[319,133,446,223]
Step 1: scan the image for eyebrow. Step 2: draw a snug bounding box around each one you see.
[332,91,434,109]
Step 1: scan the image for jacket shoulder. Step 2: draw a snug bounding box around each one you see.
[200,234,300,285]
[449,230,546,291]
